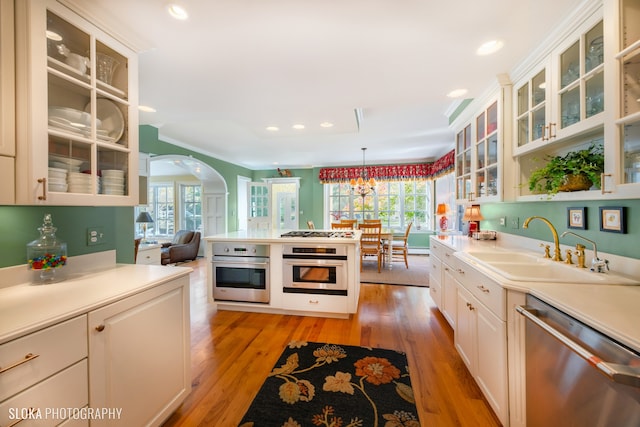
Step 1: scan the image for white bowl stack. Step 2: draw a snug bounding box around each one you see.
[101,169,126,195]
[68,171,98,194]
[48,167,68,192]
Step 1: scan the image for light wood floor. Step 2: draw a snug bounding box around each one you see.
[161,258,501,427]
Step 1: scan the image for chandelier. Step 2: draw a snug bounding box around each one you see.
[350,147,376,196]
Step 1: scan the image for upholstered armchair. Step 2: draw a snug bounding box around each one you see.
[160,230,201,265]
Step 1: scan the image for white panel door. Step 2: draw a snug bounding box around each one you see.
[247,182,271,230]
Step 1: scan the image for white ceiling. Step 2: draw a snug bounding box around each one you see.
[69,0,585,170]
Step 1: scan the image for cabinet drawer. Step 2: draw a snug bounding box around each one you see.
[0,315,87,401]
[281,292,349,313]
[455,262,505,320]
[136,247,161,265]
[429,256,441,287]
[0,359,88,427]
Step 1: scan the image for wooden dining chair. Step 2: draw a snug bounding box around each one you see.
[339,219,358,229]
[384,222,412,269]
[331,222,353,230]
[358,222,383,273]
[363,219,381,223]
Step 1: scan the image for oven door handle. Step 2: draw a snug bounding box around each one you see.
[517,305,640,388]
[213,260,269,267]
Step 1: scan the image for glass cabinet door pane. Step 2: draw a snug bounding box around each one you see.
[476,141,485,169]
[477,112,486,141]
[623,122,640,183]
[487,102,498,134]
[463,151,471,175]
[561,41,580,89]
[622,0,640,49]
[585,72,604,118]
[585,21,603,74]
[476,171,485,197]
[486,167,498,196]
[517,117,529,147]
[532,70,546,106]
[517,83,529,116]
[464,125,471,150]
[622,52,640,117]
[561,86,580,128]
[457,131,464,152]
[532,107,546,140]
[487,134,498,165]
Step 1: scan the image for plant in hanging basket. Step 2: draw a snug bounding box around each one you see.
[528,143,604,195]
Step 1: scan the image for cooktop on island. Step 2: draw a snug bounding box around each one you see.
[280,231,355,239]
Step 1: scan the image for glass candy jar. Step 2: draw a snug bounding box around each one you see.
[27,214,67,284]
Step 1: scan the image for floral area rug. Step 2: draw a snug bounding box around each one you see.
[239,341,420,427]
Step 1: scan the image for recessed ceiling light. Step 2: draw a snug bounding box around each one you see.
[292,124,305,130]
[266,126,279,131]
[447,89,468,98]
[320,122,334,128]
[138,105,157,113]
[476,40,504,56]
[167,4,189,20]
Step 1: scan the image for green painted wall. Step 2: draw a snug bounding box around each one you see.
[0,205,134,268]
[481,199,640,259]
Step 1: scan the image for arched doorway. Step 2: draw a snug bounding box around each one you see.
[149,155,228,250]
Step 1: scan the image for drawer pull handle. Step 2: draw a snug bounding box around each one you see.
[477,285,490,293]
[309,300,319,304]
[6,408,35,427]
[456,268,465,275]
[0,353,40,374]
[466,302,475,311]
[95,324,106,332]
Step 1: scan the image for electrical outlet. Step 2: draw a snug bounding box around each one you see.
[87,227,105,245]
[499,216,506,226]
[510,217,519,229]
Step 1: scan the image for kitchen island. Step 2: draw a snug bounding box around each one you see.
[205,229,361,318]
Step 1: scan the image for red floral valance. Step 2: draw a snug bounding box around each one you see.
[318,149,455,183]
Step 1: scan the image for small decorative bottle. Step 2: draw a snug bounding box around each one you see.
[27,214,67,284]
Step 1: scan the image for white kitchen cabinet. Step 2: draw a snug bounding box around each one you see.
[454,260,508,426]
[0,315,88,426]
[14,0,139,206]
[431,239,458,329]
[136,243,161,265]
[428,247,443,309]
[601,0,640,197]
[0,0,15,204]
[88,276,191,427]
[453,78,512,203]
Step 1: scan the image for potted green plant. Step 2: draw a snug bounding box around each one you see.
[528,143,604,195]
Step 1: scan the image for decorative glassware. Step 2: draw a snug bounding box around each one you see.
[96,52,120,85]
[27,214,67,284]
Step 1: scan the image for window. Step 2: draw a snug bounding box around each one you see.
[326,180,431,230]
[147,183,175,237]
[180,184,202,231]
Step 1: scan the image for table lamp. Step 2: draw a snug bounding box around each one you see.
[136,211,154,242]
[436,203,451,232]
[462,204,484,237]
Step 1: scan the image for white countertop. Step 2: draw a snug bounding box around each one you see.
[0,264,191,344]
[205,229,362,244]
[432,234,640,353]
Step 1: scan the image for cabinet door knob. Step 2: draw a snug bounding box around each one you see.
[95,324,105,332]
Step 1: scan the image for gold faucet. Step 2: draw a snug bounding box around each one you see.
[523,216,562,261]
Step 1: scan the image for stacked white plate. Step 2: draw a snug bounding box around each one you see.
[101,169,126,195]
[48,167,68,192]
[68,171,98,194]
[48,154,85,171]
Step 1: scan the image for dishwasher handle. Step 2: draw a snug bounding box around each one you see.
[517,305,640,388]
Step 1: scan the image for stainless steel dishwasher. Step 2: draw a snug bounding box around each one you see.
[517,295,640,427]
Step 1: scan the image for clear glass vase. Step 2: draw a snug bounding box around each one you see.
[27,214,67,284]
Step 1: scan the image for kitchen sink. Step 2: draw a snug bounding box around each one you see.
[461,250,640,285]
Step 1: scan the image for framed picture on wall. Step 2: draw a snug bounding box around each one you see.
[599,206,625,233]
[567,207,586,229]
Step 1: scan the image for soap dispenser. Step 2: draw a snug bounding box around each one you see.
[27,213,67,284]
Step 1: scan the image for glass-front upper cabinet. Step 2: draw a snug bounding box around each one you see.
[475,101,499,199]
[513,10,604,157]
[14,0,139,206]
[455,124,472,201]
[614,0,640,187]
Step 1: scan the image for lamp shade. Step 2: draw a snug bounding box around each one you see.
[436,203,451,215]
[462,205,484,222]
[136,212,154,223]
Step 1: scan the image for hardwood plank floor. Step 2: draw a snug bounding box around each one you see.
[162,258,501,427]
